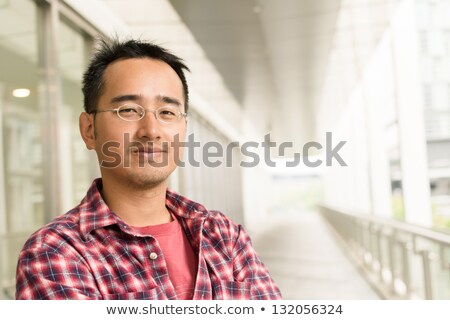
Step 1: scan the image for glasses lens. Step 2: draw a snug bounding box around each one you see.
[156,106,181,123]
[117,104,144,121]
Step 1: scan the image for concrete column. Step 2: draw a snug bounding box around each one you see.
[391,0,432,226]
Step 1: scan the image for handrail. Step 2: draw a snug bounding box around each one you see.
[322,204,450,245]
[318,204,450,300]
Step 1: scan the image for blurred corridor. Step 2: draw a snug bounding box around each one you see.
[252,211,380,299]
[1,0,450,300]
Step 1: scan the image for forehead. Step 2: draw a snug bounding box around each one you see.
[101,58,183,99]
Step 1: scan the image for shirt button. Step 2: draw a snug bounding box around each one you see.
[149,252,158,260]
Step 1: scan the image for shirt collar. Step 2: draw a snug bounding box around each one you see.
[79,178,209,236]
[165,188,209,220]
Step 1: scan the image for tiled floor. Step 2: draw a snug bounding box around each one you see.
[251,211,380,299]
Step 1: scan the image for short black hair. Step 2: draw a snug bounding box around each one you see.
[82,38,190,114]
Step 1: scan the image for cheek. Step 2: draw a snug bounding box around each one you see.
[94,125,132,155]
[98,122,132,141]
[164,124,186,142]
[167,127,186,162]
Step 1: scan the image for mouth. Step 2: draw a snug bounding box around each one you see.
[131,148,166,155]
[129,142,168,156]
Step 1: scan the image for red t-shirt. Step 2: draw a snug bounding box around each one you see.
[134,215,198,299]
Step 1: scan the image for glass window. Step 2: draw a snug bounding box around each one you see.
[0,0,96,298]
[57,16,94,212]
[0,0,40,298]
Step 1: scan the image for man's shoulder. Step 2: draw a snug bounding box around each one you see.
[21,204,83,251]
[204,209,238,228]
[166,189,241,240]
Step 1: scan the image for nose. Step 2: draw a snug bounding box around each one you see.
[135,110,162,140]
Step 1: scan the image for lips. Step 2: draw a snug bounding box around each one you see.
[129,143,168,155]
[135,147,163,153]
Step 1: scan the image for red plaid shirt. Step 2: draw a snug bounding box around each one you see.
[16,179,282,300]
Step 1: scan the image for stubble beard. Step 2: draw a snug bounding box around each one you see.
[93,122,182,191]
[120,145,175,190]
[123,164,174,190]
[97,142,176,191]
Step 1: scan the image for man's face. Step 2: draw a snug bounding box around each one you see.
[87,58,187,189]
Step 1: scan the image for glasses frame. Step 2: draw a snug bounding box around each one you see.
[91,104,187,123]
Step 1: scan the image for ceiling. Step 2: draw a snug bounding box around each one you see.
[168,0,400,145]
[0,0,87,91]
[100,0,400,146]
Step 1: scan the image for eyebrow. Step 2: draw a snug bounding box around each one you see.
[110,94,182,107]
[110,94,141,104]
[158,95,182,106]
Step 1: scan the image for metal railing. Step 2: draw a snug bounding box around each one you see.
[319,205,450,299]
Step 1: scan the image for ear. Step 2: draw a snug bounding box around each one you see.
[79,112,96,150]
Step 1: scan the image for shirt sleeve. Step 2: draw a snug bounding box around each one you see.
[231,223,283,300]
[16,244,100,300]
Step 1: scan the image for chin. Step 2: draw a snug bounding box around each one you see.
[125,169,173,190]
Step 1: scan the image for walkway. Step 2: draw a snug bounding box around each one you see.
[251,211,380,299]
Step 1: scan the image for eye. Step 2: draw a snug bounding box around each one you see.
[119,106,139,114]
[159,109,176,116]
[157,106,178,119]
[117,105,143,120]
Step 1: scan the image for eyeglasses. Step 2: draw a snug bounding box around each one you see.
[91,104,187,123]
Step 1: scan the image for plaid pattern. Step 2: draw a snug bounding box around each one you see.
[16,179,282,300]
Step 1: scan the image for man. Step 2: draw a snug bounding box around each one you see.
[15,38,282,300]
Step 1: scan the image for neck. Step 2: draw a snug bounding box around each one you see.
[99,175,172,227]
